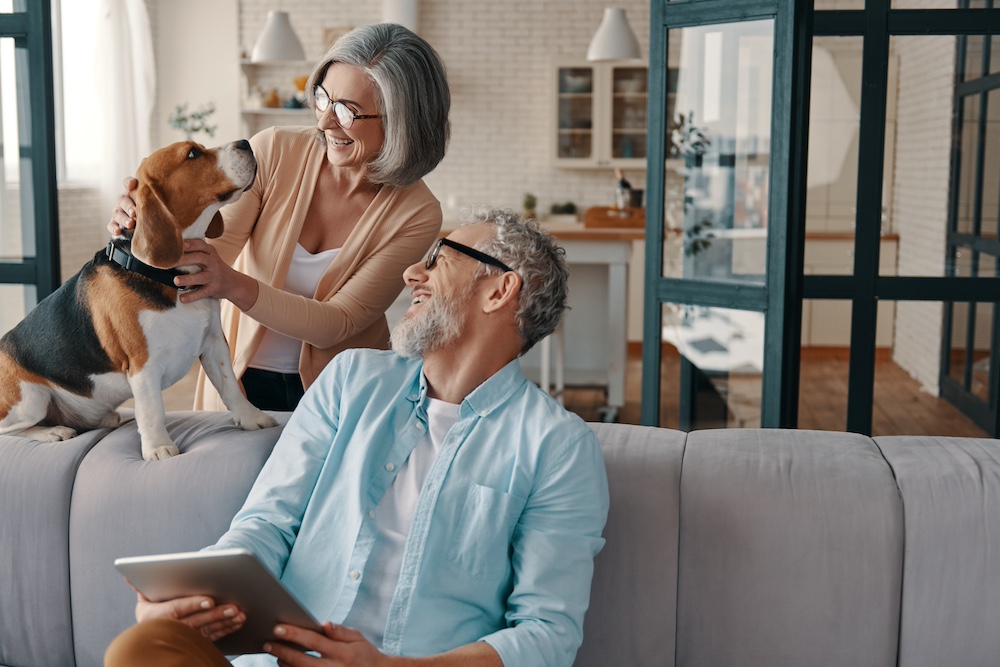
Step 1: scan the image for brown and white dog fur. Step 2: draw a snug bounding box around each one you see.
[0,140,277,460]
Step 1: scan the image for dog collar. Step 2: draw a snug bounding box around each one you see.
[105,242,184,290]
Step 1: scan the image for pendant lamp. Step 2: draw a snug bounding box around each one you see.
[587,7,641,62]
[251,10,306,62]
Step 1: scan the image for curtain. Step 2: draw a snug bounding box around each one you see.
[95,0,155,204]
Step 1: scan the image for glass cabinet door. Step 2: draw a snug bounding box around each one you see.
[611,66,648,160]
[557,66,594,161]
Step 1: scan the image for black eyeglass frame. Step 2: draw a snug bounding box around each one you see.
[312,84,382,129]
[426,238,514,274]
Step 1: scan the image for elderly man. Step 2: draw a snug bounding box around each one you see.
[105,209,609,667]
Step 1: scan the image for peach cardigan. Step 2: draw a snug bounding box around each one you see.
[193,126,442,410]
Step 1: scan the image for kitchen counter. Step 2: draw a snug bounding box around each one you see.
[442,218,645,242]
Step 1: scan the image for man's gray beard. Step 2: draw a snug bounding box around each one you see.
[390,289,464,359]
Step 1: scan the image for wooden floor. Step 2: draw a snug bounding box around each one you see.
[560,346,990,437]
[154,348,989,438]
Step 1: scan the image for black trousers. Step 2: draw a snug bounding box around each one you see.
[241,367,305,412]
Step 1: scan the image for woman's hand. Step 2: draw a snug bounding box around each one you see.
[174,239,259,311]
[134,591,245,643]
[109,177,138,236]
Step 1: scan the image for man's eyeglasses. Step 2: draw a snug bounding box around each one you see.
[426,238,513,273]
[312,85,382,129]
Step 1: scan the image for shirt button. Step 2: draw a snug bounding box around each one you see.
[368,510,375,519]
[385,463,395,472]
[480,409,489,416]
[416,422,425,431]
[350,570,360,580]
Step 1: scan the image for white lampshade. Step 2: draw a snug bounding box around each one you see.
[587,7,641,62]
[251,10,306,62]
[383,0,419,33]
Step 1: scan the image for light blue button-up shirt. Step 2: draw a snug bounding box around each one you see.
[213,349,609,667]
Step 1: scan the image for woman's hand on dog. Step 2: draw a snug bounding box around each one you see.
[173,239,260,311]
[134,591,245,642]
[108,177,139,236]
[108,177,261,311]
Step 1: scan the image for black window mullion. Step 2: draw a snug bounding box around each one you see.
[846,0,890,435]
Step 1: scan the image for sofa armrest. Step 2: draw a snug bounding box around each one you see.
[0,429,108,667]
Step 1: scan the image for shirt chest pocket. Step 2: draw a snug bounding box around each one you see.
[446,483,524,581]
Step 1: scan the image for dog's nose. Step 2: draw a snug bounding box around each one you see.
[235,139,251,152]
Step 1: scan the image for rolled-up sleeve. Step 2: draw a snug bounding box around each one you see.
[480,430,610,667]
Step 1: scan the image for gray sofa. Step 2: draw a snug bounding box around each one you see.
[2,411,1000,667]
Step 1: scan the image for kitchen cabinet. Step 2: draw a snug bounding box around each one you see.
[240,60,314,136]
[553,59,648,169]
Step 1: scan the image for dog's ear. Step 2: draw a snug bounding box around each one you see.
[206,211,224,239]
[132,182,184,269]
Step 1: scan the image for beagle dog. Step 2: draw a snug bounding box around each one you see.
[0,140,277,460]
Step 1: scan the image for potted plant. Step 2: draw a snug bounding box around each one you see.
[548,201,579,223]
[523,193,537,220]
[168,103,218,141]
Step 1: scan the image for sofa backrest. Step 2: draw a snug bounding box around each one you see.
[67,411,290,667]
[673,428,903,667]
[7,414,1000,667]
[576,423,685,666]
[576,426,906,667]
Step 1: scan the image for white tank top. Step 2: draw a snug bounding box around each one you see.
[249,243,340,373]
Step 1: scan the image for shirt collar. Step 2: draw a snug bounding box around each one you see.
[405,358,527,419]
[461,359,526,418]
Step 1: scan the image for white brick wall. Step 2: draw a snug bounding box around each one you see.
[890,34,956,394]
[56,186,107,283]
[235,0,650,217]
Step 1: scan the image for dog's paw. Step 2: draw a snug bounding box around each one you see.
[233,408,278,431]
[142,441,180,461]
[21,425,78,442]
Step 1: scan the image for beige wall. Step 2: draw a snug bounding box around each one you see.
[148,0,241,149]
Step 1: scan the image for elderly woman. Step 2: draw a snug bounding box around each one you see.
[112,23,449,411]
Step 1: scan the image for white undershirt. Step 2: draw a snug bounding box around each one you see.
[343,397,460,648]
[250,243,340,373]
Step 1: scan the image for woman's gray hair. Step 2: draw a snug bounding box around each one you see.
[306,23,450,188]
[464,207,569,355]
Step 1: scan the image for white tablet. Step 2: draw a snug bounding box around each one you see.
[114,547,322,655]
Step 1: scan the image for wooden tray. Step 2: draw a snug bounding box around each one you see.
[583,206,645,229]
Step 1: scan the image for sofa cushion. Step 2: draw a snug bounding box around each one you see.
[0,429,108,667]
[676,429,904,667]
[68,411,289,667]
[575,423,685,667]
[877,436,1000,667]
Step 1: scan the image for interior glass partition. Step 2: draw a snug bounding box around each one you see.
[656,18,776,429]
[0,1,60,328]
[665,21,773,285]
[644,0,810,429]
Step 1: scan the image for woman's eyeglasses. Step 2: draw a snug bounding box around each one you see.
[426,238,513,273]
[312,85,381,129]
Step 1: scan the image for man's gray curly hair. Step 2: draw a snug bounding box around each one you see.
[462,207,569,355]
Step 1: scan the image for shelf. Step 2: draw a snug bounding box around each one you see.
[241,108,312,115]
[240,59,313,68]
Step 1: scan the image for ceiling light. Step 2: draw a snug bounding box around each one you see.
[587,7,641,62]
[251,10,306,63]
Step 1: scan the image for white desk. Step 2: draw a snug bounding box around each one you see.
[524,225,640,422]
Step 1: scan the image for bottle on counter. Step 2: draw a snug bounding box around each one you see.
[614,168,632,210]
